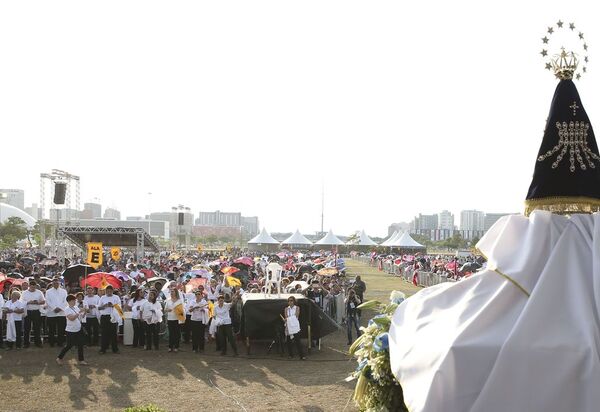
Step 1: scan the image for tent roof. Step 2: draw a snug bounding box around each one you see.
[282,230,313,245]
[389,231,425,248]
[354,230,378,246]
[248,228,280,245]
[381,230,399,246]
[315,229,345,246]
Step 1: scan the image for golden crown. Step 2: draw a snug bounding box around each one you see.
[551,49,579,80]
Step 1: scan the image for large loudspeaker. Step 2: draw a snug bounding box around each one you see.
[53,182,67,205]
[178,212,184,225]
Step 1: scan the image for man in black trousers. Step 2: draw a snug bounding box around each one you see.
[97,285,121,354]
[22,281,45,347]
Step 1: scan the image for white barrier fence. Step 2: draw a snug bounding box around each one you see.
[353,256,455,288]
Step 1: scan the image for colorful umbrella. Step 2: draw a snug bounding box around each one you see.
[221,266,240,275]
[234,257,254,267]
[80,272,122,289]
[317,267,339,276]
[185,277,207,293]
[140,269,156,279]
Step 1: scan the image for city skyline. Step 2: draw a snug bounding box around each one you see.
[1,1,594,237]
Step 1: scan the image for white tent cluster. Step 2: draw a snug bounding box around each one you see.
[247,227,424,248]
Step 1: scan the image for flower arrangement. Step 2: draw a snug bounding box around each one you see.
[347,291,408,412]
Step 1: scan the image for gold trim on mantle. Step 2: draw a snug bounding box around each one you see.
[524,196,600,216]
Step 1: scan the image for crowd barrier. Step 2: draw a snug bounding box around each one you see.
[351,257,455,288]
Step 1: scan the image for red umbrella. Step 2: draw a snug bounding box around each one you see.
[0,278,26,293]
[185,277,207,293]
[80,272,122,289]
[140,269,155,279]
[234,257,254,267]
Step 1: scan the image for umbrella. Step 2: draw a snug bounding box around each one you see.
[63,264,96,285]
[185,277,207,293]
[81,272,122,289]
[192,264,210,271]
[111,271,131,282]
[234,257,254,267]
[19,257,35,265]
[168,253,181,261]
[0,261,14,270]
[317,267,339,276]
[7,272,24,279]
[221,267,240,275]
[35,252,47,259]
[188,269,211,278]
[40,259,59,266]
[298,265,314,274]
[139,269,156,279]
[288,280,309,292]
[143,276,168,289]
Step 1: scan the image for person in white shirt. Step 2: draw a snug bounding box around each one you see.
[98,285,121,354]
[140,290,162,350]
[83,287,100,346]
[214,294,238,356]
[284,296,306,360]
[130,289,147,348]
[165,288,185,352]
[56,294,87,365]
[45,277,67,347]
[4,290,26,349]
[206,279,219,302]
[22,280,45,348]
[182,283,195,345]
[186,287,209,353]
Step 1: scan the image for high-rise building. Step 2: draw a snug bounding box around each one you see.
[196,211,241,226]
[25,203,40,220]
[411,214,438,232]
[460,210,485,231]
[82,202,102,219]
[241,216,259,237]
[484,213,514,231]
[103,207,121,220]
[387,222,409,236]
[150,211,193,237]
[0,189,25,210]
[438,210,455,230]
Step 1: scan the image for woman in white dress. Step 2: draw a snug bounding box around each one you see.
[284,296,305,360]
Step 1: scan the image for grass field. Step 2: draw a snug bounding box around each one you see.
[344,259,422,302]
[0,259,418,412]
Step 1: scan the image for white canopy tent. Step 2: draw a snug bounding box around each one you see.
[315,229,345,246]
[281,229,313,246]
[388,231,425,249]
[381,230,399,247]
[248,228,280,245]
[352,229,378,246]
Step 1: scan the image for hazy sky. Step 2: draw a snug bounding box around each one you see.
[1,1,597,237]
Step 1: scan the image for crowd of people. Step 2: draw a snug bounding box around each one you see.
[0,248,368,363]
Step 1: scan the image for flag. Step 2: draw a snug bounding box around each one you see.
[174,303,185,322]
[208,301,214,318]
[113,303,125,319]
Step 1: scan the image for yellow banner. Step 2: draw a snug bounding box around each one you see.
[113,303,125,319]
[110,247,122,261]
[174,303,185,322]
[86,242,103,269]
